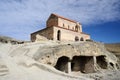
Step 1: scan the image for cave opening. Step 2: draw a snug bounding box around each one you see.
[97,56,107,69]
[71,56,94,73]
[54,56,70,73]
[55,55,108,74]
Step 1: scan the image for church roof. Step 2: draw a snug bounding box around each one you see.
[50,13,80,24]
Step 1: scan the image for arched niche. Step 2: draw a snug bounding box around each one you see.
[54,56,70,73]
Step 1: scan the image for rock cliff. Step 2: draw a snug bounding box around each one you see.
[0,40,120,80]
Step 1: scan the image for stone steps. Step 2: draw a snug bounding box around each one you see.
[0,65,9,76]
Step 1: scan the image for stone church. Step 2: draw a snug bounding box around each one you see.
[31,13,90,42]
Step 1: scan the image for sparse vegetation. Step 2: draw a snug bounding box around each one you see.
[105,43,120,66]
[0,35,25,44]
[105,43,120,55]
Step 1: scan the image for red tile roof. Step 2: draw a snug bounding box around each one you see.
[51,13,80,24]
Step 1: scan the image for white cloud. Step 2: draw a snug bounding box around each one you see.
[0,0,119,40]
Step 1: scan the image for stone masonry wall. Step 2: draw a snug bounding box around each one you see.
[53,26,90,41]
[31,27,54,42]
[47,15,58,27]
[58,18,82,32]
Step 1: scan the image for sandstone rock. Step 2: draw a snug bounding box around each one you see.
[35,34,48,42]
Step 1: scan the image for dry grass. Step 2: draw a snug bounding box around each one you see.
[104,43,120,55]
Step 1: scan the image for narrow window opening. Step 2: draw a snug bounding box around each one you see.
[63,24,64,27]
[57,30,61,41]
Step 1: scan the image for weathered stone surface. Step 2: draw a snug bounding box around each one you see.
[0,40,120,80]
[31,42,117,66]
[35,34,48,42]
[7,41,119,74]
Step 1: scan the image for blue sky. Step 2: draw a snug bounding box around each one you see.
[0,0,120,43]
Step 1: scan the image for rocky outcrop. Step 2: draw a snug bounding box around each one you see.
[0,36,25,44]
[35,34,48,42]
[0,41,120,80]
[8,41,119,74]
[32,42,119,72]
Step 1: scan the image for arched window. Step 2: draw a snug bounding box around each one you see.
[75,26,78,32]
[63,24,64,27]
[80,37,84,41]
[57,30,61,41]
[75,36,79,41]
[68,25,70,29]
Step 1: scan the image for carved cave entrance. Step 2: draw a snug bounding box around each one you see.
[55,56,107,74]
[97,56,107,69]
[55,56,70,73]
[71,56,94,73]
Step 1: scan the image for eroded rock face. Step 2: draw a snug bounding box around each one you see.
[32,41,119,73]
[0,41,119,80]
[5,41,119,74]
[35,34,48,42]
